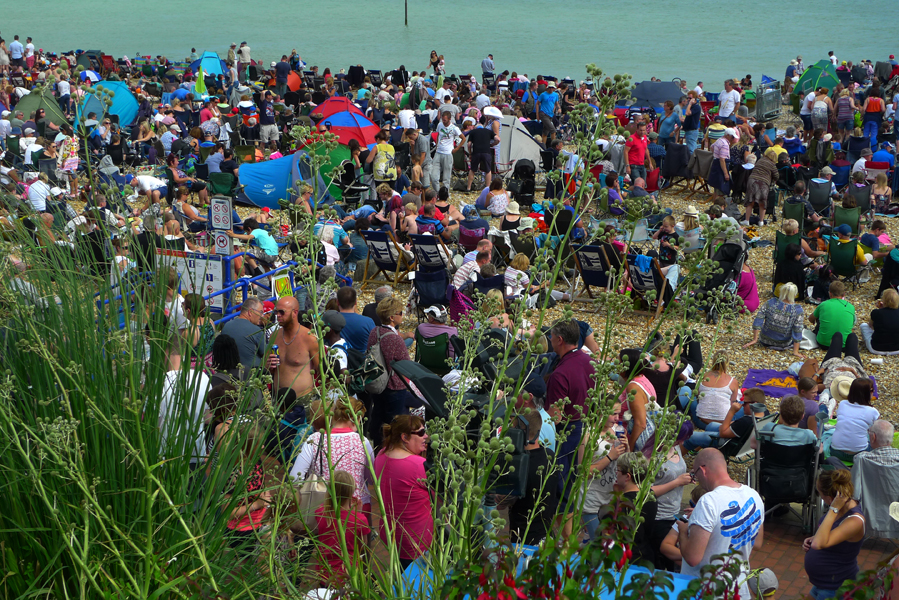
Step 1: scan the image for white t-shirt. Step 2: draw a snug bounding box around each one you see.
[166,294,189,332]
[237,46,251,62]
[476,93,491,110]
[681,484,764,600]
[435,88,453,103]
[832,400,880,453]
[27,180,51,211]
[852,158,868,173]
[435,121,461,155]
[25,43,35,58]
[134,175,166,192]
[397,109,416,129]
[693,86,703,96]
[158,369,210,462]
[583,437,618,513]
[800,91,816,116]
[57,80,71,96]
[830,55,838,65]
[718,89,741,118]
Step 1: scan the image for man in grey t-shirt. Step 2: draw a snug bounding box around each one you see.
[404,128,433,189]
[220,297,266,369]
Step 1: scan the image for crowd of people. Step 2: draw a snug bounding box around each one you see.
[3,35,899,599]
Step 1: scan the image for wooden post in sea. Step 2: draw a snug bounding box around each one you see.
[405,0,408,26]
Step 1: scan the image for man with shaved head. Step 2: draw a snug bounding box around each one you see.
[270,296,319,400]
[678,448,764,599]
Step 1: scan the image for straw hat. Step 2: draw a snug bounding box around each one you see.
[506,201,520,215]
[684,205,699,217]
[830,375,855,402]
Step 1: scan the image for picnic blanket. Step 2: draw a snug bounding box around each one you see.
[744,368,878,398]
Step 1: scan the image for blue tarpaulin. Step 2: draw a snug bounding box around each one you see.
[761,75,777,85]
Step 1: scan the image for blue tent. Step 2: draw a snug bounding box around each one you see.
[75,80,139,127]
[237,151,331,210]
[190,51,226,77]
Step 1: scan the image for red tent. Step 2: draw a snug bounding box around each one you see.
[309,96,364,121]
[319,111,380,147]
[267,70,302,92]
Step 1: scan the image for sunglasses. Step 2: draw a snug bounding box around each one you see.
[409,428,426,437]
[275,309,291,316]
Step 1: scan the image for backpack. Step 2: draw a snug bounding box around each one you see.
[349,328,393,395]
[522,91,537,116]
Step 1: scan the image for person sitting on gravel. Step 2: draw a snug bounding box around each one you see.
[859,289,899,355]
[744,282,806,359]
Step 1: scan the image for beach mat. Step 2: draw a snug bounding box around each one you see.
[744,368,878,398]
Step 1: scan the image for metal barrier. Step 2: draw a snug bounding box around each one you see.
[754,81,782,121]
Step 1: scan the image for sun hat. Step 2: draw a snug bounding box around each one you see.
[483,106,502,119]
[684,205,699,217]
[820,166,835,176]
[724,127,738,138]
[518,216,535,231]
[321,310,345,332]
[790,59,798,65]
[505,201,520,215]
[169,124,181,132]
[822,133,833,142]
[648,131,659,140]
[830,375,855,401]
[861,148,873,156]
[270,61,276,67]
[890,501,899,523]
[49,187,64,196]
[547,81,556,89]
[230,43,237,47]
[747,568,779,598]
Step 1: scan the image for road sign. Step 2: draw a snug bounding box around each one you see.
[155,249,225,311]
[210,196,232,230]
[213,231,231,256]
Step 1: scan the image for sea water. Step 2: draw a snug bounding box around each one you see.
[5,0,897,87]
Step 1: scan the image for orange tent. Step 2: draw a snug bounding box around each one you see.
[267,70,302,92]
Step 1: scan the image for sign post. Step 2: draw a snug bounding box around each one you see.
[213,231,231,256]
[210,197,233,231]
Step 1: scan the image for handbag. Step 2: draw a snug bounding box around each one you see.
[294,433,329,530]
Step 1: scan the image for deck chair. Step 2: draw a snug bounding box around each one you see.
[685,149,713,201]
[863,161,890,183]
[409,233,453,273]
[359,229,415,289]
[37,159,60,185]
[808,179,832,215]
[572,243,622,301]
[414,330,452,376]
[208,172,236,197]
[852,449,899,539]
[828,237,862,288]
[626,254,671,325]
[832,204,861,236]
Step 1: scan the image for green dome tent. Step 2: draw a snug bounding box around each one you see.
[792,60,840,107]
[14,85,68,127]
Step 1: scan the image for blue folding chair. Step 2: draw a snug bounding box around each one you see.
[359,229,415,289]
[572,243,622,300]
[409,233,453,273]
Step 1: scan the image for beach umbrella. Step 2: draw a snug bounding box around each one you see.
[309,96,364,121]
[267,70,302,93]
[793,60,839,97]
[631,80,683,109]
[319,111,380,147]
[80,70,101,82]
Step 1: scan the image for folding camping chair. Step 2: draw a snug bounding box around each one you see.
[472,273,504,297]
[781,201,805,228]
[409,233,453,273]
[391,360,449,419]
[208,173,237,197]
[333,160,369,209]
[808,179,832,216]
[458,221,487,254]
[414,330,452,376]
[488,229,514,267]
[827,237,863,289]
[626,254,671,326]
[194,163,209,181]
[863,161,890,184]
[832,204,861,237]
[571,243,623,301]
[234,145,256,164]
[411,268,450,323]
[359,229,415,289]
[845,184,873,220]
[773,230,801,284]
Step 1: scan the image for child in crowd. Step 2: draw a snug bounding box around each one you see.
[751,394,818,447]
[659,485,708,569]
[797,376,822,432]
[314,470,370,585]
[400,202,418,238]
[410,154,423,185]
[652,215,679,267]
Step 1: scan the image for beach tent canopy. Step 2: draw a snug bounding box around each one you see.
[309,96,364,121]
[319,111,380,147]
[76,50,104,71]
[237,151,331,210]
[300,141,356,200]
[268,71,302,93]
[190,51,226,77]
[498,115,545,174]
[793,60,839,97]
[630,81,684,109]
[75,81,139,127]
[14,86,67,127]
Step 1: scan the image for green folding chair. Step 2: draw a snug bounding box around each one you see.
[773,230,801,284]
[832,205,860,236]
[781,201,805,228]
[208,173,236,196]
[414,330,451,376]
[827,238,861,289]
[234,145,256,164]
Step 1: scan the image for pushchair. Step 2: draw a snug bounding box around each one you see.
[696,239,748,324]
[506,159,536,207]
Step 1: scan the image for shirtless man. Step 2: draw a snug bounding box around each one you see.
[270,297,320,400]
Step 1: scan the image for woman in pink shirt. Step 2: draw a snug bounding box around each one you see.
[374,415,433,569]
[737,256,760,313]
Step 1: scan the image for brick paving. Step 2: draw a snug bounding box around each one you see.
[748,511,897,600]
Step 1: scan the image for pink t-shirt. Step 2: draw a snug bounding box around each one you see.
[374,453,433,560]
[712,137,730,160]
[314,506,370,583]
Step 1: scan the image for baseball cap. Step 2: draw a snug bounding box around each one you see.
[270,61,276,67]
[262,300,275,314]
[523,375,546,400]
[724,127,738,138]
[834,224,852,236]
[24,128,35,134]
[820,166,835,176]
[322,310,346,332]
[1,110,9,117]
[883,142,894,149]
[423,305,447,320]
[747,568,778,597]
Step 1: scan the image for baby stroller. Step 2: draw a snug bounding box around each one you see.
[696,238,748,324]
[506,159,536,206]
